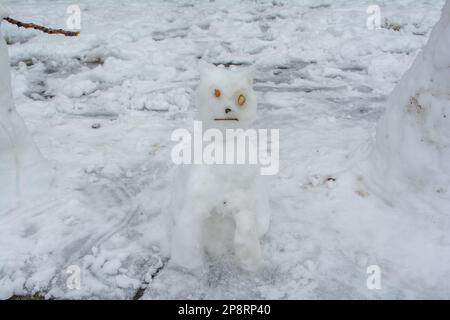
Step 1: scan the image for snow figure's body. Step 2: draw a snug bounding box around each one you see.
[169,61,270,271]
[0,12,53,210]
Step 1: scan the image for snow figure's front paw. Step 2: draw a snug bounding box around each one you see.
[234,239,263,271]
[170,219,204,270]
[170,246,204,270]
[233,210,263,271]
[170,240,204,270]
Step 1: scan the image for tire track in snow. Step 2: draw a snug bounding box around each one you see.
[64,174,142,265]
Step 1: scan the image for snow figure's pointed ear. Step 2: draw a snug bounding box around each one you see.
[241,65,256,85]
[198,60,215,79]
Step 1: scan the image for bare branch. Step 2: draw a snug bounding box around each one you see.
[3,17,80,37]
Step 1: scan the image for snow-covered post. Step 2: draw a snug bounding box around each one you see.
[0,7,53,210]
[369,0,450,209]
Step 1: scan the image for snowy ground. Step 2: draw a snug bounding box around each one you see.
[0,0,449,299]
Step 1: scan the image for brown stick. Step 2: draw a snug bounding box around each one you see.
[3,17,80,37]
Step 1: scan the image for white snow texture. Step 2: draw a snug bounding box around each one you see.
[0,0,449,299]
[0,5,11,20]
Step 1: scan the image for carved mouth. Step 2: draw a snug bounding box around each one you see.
[214,118,239,121]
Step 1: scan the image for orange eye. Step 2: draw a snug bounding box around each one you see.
[214,89,221,98]
[238,94,246,106]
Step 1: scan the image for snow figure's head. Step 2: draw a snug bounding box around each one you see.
[196,61,257,130]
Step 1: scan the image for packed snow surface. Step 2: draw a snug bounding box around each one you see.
[0,0,449,299]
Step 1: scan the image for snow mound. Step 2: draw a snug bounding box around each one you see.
[0,21,53,210]
[370,0,450,211]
